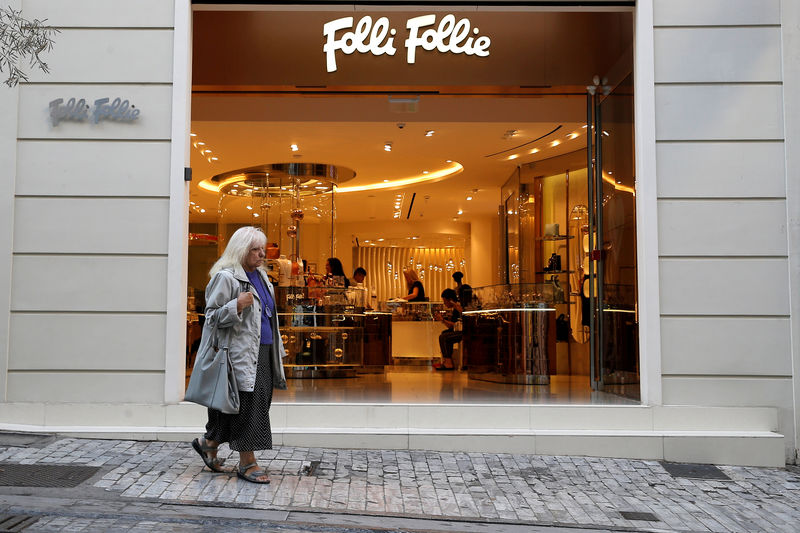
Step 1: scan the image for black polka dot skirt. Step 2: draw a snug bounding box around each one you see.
[204,343,274,452]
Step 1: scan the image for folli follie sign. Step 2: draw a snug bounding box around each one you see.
[191,10,632,88]
[322,14,491,73]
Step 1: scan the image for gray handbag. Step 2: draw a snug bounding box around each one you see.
[184,318,240,414]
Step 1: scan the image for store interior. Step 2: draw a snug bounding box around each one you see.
[185,8,639,404]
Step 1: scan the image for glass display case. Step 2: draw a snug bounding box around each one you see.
[462,283,557,385]
[274,284,373,378]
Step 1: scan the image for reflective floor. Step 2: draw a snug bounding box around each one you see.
[274,370,639,405]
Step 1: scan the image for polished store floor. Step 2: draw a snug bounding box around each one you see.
[274,371,639,405]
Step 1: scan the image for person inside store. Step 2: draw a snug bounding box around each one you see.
[352,267,367,286]
[190,226,287,484]
[452,271,473,309]
[434,288,463,371]
[400,268,426,301]
[325,257,350,288]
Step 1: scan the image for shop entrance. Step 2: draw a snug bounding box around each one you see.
[185,7,638,404]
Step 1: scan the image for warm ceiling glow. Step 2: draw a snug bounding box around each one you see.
[529,148,539,154]
[334,161,463,193]
[550,140,561,147]
[507,154,518,160]
[602,171,634,194]
[290,144,299,151]
[466,196,473,201]
[567,132,579,139]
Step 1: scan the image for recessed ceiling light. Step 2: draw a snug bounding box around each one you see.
[210,156,219,161]
[508,154,519,160]
[364,240,370,243]
[530,148,539,154]
[383,179,389,183]
[457,209,463,215]
[246,205,253,210]
[200,208,206,213]
[425,130,435,137]
[603,130,610,136]
[253,213,259,217]
[190,201,195,205]
[422,170,429,174]
[446,159,452,163]
[384,142,392,152]
[378,238,385,242]
[196,141,205,146]
[550,140,561,147]
[189,133,197,137]
[290,144,299,151]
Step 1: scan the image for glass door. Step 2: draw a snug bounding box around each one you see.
[587,73,639,399]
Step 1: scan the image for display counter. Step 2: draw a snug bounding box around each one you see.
[385,301,446,364]
[274,285,390,378]
[462,283,556,385]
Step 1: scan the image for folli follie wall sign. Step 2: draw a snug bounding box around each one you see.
[323,14,491,73]
[48,97,140,126]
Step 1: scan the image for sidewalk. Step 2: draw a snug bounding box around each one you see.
[1,434,799,532]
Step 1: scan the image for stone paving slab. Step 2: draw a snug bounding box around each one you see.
[1,438,799,532]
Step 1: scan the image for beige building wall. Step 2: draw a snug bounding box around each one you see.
[652,0,796,459]
[3,0,178,403]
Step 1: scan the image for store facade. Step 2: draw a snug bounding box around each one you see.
[0,0,798,467]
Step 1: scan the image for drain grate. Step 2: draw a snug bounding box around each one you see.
[0,514,38,532]
[660,462,730,480]
[0,464,100,488]
[620,511,659,522]
[301,460,321,476]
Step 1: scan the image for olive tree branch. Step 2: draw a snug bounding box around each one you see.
[0,6,58,87]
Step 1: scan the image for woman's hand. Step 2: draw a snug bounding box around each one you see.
[237,292,254,313]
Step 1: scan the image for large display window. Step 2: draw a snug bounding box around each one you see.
[185,7,638,404]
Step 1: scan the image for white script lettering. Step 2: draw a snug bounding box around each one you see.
[322,14,490,72]
[323,16,397,73]
[49,97,140,126]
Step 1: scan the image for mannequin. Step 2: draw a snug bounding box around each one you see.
[276,254,292,287]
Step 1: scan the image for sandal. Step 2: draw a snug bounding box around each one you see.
[191,438,227,473]
[237,462,271,484]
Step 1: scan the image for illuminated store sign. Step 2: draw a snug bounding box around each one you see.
[49,97,140,126]
[323,14,491,73]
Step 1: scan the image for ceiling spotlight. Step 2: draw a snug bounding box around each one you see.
[196,141,205,146]
[189,132,197,137]
[602,130,610,136]
[383,179,389,183]
[210,156,219,161]
[530,148,540,154]
[508,154,519,160]
[503,129,519,139]
[378,238,385,242]
[446,159,452,163]
[290,144,299,151]
[200,208,206,213]
[246,205,253,210]
[364,240,370,243]
[384,142,392,152]
[567,133,579,139]
[550,140,561,147]
[202,149,211,154]
[422,170,429,174]
[457,209,463,215]
[425,130,435,137]
[253,213,259,217]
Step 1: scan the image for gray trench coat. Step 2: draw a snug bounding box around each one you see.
[202,264,287,392]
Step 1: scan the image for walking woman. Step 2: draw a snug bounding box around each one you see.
[191,226,287,484]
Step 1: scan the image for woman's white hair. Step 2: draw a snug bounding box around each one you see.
[209,226,267,277]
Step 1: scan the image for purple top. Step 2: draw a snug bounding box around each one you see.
[245,269,274,345]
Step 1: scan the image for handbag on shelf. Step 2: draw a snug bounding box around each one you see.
[555,313,570,342]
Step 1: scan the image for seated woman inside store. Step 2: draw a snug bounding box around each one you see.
[434,288,463,370]
[400,268,426,301]
[325,257,350,288]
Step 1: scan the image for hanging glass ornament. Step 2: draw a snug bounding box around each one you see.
[291,208,304,221]
[287,225,298,238]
